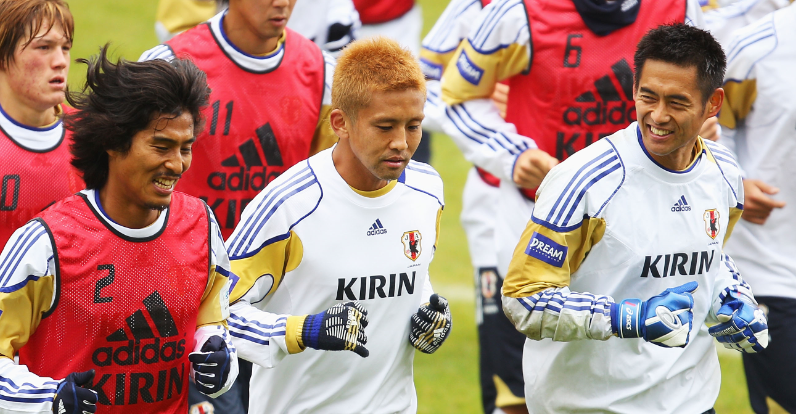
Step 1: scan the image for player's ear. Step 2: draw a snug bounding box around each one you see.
[329,108,350,140]
[704,88,724,118]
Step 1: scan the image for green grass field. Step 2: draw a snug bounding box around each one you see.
[64,0,755,412]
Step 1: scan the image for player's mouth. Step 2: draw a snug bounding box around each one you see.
[49,76,65,90]
[153,177,178,195]
[647,124,674,139]
[382,157,406,169]
[270,16,287,26]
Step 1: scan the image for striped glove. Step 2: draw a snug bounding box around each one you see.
[302,301,369,357]
[611,281,698,348]
[409,294,452,354]
[709,291,768,353]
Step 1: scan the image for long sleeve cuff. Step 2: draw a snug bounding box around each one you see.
[285,315,307,354]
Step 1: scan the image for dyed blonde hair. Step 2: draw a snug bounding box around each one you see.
[0,0,74,70]
[332,36,426,121]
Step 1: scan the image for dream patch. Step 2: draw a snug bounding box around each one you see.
[525,232,568,268]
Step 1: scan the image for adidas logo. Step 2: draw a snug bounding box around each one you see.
[91,291,186,367]
[564,58,636,127]
[207,122,284,192]
[367,219,387,236]
[671,195,691,212]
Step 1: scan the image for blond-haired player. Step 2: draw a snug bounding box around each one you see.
[226,37,451,413]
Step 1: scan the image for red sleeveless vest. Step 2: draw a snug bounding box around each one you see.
[0,106,83,246]
[506,0,685,199]
[20,192,210,414]
[353,0,414,25]
[167,26,324,238]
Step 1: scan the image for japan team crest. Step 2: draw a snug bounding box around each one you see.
[401,230,422,261]
[703,209,720,239]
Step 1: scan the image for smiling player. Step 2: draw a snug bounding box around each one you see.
[0,48,239,414]
[501,24,768,413]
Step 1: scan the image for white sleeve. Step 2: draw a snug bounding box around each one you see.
[441,99,537,182]
[189,214,238,398]
[227,302,293,369]
[0,222,60,413]
[439,1,537,182]
[686,0,707,29]
[502,288,615,341]
[322,51,335,106]
[139,44,175,62]
[323,0,360,54]
[0,358,60,413]
[423,80,445,134]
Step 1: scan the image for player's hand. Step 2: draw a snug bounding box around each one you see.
[709,291,768,353]
[513,149,559,189]
[52,369,98,414]
[409,294,452,354]
[699,116,720,141]
[742,179,786,225]
[302,301,369,357]
[491,82,509,119]
[611,281,698,348]
[188,335,231,396]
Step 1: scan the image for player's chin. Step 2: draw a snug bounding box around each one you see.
[375,165,405,181]
[144,194,172,212]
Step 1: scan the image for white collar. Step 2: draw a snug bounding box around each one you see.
[0,103,64,151]
[208,9,286,73]
[81,189,169,239]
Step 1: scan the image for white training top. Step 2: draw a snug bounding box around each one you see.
[502,123,754,413]
[227,147,444,414]
[719,3,796,298]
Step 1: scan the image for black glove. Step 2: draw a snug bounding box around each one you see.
[188,335,232,396]
[302,301,369,357]
[409,294,452,354]
[52,370,97,414]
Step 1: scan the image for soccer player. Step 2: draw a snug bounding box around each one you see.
[140,0,338,239]
[0,0,83,247]
[0,48,238,413]
[421,1,527,413]
[718,4,795,412]
[226,37,452,413]
[501,24,768,413]
[439,0,707,328]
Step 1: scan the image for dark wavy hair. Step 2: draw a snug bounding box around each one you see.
[66,44,210,189]
[634,23,726,104]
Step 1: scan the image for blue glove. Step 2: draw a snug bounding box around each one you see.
[709,291,768,353]
[52,370,98,414]
[611,281,698,348]
[188,335,231,396]
[409,294,452,354]
[303,301,369,357]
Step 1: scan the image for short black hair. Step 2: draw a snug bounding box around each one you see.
[66,44,210,189]
[634,23,726,104]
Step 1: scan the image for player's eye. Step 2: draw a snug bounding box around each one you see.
[408,125,420,131]
[154,146,169,151]
[376,125,391,131]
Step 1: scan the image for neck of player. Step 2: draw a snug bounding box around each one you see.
[651,139,699,171]
[98,184,160,229]
[333,141,391,192]
[0,89,59,127]
[223,9,282,56]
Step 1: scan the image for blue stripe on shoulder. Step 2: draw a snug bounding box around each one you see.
[472,0,522,49]
[561,161,622,225]
[545,149,615,224]
[0,223,47,288]
[228,165,317,256]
